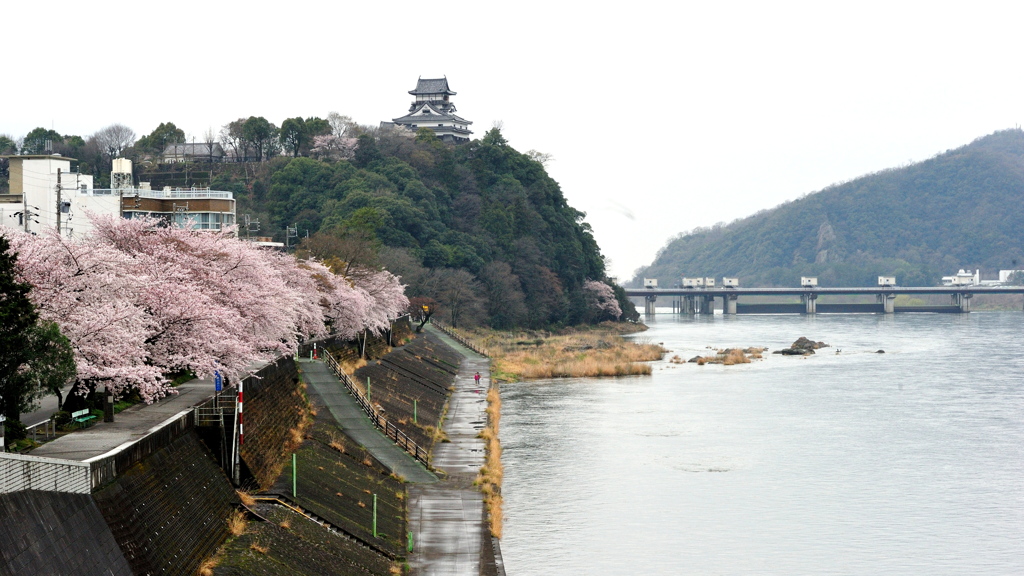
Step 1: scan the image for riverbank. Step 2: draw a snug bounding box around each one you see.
[460,322,666,382]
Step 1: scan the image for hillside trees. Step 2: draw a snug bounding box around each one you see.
[241,116,278,160]
[20,128,63,154]
[137,122,186,154]
[280,117,331,157]
[130,119,633,329]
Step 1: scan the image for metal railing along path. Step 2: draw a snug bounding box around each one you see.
[321,351,430,466]
[430,320,489,357]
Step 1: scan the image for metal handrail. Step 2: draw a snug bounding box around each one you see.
[430,320,489,357]
[322,350,430,465]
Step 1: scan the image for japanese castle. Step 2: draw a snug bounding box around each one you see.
[391,77,473,143]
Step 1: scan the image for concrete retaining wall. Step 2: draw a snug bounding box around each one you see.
[0,490,132,576]
[92,430,236,576]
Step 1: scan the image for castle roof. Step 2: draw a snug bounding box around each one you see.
[392,102,472,127]
[409,77,456,96]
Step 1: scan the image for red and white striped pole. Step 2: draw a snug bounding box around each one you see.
[238,379,244,446]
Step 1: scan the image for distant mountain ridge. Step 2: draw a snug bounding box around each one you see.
[632,129,1024,288]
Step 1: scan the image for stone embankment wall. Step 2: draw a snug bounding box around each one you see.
[92,430,237,575]
[353,332,461,450]
[237,358,305,489]
[0,490,133,575]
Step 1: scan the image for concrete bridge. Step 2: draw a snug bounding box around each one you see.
[624,286,1024,315]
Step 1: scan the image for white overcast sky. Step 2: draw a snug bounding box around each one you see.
[5,1,1023,280]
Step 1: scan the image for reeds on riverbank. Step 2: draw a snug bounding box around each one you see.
[463,323,666,382]
[476,387,503,538]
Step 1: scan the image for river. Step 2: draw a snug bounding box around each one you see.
[499,312,1024,574]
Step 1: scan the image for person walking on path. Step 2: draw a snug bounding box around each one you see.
[473,371,482,392]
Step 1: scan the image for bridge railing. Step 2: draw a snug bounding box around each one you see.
[322,350,430,466]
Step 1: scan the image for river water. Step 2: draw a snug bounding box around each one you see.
[499,312,1024,575]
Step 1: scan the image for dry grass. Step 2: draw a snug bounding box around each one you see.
[278,519,291,529]
[389,564,403,575]
[471,324,666,382]
[197,554,221,576]
[236,489,256,508]
[340,357,367,375]
[693,347,766,366]
[227,509,247,536]
[475,386,504,538]
[721,349,750,365]
[249,541,269,554]
[424,425,449,444]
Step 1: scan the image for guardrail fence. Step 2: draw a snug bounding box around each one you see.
[322,350,430,465]
[0,453,91,494]
[430,320,489,357]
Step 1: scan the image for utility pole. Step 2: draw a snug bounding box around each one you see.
[22,186,28,232]
[55,168,62,235]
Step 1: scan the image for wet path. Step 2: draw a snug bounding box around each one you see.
[299,358,437,484]
[408,326,500,575]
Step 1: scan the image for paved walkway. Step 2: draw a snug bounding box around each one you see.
[21,385,73,429]
[29,378,219,461]
[408,326,497,576]
[298,359,437,484]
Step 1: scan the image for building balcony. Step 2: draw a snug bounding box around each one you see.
[88,188,234,200]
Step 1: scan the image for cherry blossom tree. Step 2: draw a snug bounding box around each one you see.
[310,134,357,161]
[583,279,622,321]
[5,214,409,404]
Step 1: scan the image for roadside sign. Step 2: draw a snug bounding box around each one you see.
[214,371,223,392]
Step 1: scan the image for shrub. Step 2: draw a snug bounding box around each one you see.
[3,419,27,442]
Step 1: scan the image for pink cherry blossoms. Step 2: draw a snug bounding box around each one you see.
[583,279,622,320]
[4,216,408,403]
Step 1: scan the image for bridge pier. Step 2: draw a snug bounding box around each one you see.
[951,292,972,313]
[681,294,696,315]
[700,295,714,315]
[878,292,896,314]
[801,293,817,314]
[723,294,737,315]
[644,294,657,315]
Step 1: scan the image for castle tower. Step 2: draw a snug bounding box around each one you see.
[391,77,473,143]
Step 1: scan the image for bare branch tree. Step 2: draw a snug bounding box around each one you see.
[203,127,216,161]
[93,124,136,158]
[525,149,554,166]
[327,112,357,138]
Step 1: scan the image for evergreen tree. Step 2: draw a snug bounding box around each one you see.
[0,235,39,436]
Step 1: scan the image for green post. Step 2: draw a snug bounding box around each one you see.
[372,493,378,538]
[367,377,371,403]
[413,400,418,424]
[407,531,414,552]
[292,453,297,497]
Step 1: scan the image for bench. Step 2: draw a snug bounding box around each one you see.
[71,409,97,427]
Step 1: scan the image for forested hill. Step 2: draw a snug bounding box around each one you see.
[633,129,1024,288]
[192,128,635,327]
